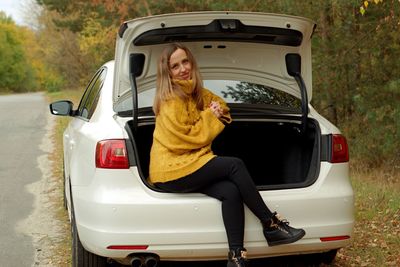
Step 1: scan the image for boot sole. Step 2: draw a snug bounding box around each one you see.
[267,229,306,246]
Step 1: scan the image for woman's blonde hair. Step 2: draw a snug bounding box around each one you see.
[153,43,204,115]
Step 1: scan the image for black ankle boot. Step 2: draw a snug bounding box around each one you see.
[227,248,249,267]
[263,212,305,246]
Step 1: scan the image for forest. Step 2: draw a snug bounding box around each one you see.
[1,0,399,175]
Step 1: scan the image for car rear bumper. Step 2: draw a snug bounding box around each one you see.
[72,164,354,260]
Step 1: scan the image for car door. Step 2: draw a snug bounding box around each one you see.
[64,67,106,190]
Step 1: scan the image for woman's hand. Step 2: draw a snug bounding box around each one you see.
[209,101,223,118]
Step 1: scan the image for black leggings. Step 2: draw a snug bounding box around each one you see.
[155,156,273,249]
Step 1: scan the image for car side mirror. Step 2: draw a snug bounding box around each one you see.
[285,53,301,77]
[130,53,145,77]
[49,100,74,116]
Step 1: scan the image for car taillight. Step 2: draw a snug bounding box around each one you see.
[331,134,349,163]
[96,139,129,169]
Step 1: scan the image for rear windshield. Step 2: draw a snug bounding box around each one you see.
[138,80,300,110]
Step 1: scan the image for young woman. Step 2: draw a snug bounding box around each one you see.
[148,43,305,267]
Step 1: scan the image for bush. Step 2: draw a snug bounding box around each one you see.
[343,83,400,172]
[44,72,65,93]
[0,14,38,93]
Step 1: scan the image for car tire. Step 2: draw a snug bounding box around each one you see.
[71,208,108,267]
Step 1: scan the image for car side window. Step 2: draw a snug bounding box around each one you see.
[77,68,106,120]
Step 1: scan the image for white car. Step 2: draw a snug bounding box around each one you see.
[50,11,354,267]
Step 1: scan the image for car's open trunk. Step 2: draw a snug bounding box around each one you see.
[127,114,321,190]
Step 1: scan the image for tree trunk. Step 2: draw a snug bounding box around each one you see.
[319,3,338,125]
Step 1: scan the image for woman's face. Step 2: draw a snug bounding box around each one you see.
[169,48,192,80]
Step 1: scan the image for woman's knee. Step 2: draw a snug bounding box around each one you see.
[230,156,245,167]
[221,182,242,202]
[223,156,246,175]
[203,181,242,202]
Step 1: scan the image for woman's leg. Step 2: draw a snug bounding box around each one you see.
[156,156,273,222]
[211,157,274,221]
[200,180,245,249]
[156,156,305,248]
[156,168,246,249]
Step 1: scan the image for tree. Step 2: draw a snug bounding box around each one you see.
[360,0,384,15]
[32,0,399,169]
[222,82,300,109]
[0,12,38,92]
[0,10,13,23]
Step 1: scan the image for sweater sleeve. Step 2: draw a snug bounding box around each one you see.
[202,88,232,124]
[154,98,225,153]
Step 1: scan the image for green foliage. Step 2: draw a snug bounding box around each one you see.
[0,10,14,24]
[78,18,115,69]
[344,81,399,169]
[44,70,65,93]
[34,0,399,172]
[360,0,385,15]
[222,82,301,109]
[0,14,39,93]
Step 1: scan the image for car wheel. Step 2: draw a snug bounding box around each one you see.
[71,211,108,267]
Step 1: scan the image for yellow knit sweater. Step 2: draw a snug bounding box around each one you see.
[148,80,232,184]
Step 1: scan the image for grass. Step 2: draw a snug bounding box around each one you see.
[334,169,400,267]
[45,89,400,266]
[46,89,82,266]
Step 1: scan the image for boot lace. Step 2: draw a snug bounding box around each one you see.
[229,249,248,266]
[269,213,290,234]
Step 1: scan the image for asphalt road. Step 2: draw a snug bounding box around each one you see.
[0,92,48,267]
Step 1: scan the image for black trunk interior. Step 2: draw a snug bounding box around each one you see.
[130,118,321,190]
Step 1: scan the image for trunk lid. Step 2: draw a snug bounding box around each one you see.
[113,11,316,111]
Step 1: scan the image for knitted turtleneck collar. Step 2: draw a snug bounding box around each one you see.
[173,79,194,94]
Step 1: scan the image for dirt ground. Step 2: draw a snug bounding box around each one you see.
[17,114,70,267]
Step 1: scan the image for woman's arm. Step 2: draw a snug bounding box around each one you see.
[154,98,225,153]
